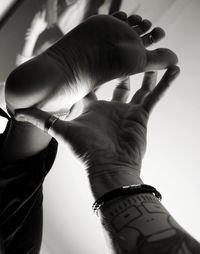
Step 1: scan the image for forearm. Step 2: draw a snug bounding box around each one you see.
[90,172,200,254]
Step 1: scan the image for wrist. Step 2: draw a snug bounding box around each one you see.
[88,166,143,199]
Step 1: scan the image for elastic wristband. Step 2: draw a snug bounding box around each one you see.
[92,184,162,214]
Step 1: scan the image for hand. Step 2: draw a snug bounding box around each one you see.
[15,66,180,180]
[25,10,48,39]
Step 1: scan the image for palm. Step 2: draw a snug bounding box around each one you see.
[14,66,180,177]
[57,66,180,174]
[66,101,148,171]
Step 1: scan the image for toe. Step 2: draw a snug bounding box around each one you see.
[141,27,165,47]
[127,14,142,26]
[112,11,127,21]
[133,19,152,35]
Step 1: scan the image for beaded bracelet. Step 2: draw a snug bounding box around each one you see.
[92,184,162,214]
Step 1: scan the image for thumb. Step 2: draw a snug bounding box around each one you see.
[15,108,68,143]
[145,48,178,71]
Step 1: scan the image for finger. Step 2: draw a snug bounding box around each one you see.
[133,19,152,35]
[112,77,130,102]
[131,72,157,104]
[127,14,142,26]
[143,65,180,112]
[145,48,178,71]
[131,89,150,105]
[112,11,127,21]
[14,108,67,142]
[141,71,157,91]
[82,91,97,108]
[141,27,165,48]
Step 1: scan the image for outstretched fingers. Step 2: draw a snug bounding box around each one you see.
[131,72,157,104]
[112,77,130,102]
[143,65,180,113]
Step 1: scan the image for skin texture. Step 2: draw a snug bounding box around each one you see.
[15,66,200,253]
[14,66,180,180]
[52,13,177,86]
[5,12,177,115]
[1,12,169,163]
[100,193,200,254]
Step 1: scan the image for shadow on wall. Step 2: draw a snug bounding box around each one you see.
[0,0,44,81]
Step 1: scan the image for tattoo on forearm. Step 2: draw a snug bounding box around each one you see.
[100,194,200,254]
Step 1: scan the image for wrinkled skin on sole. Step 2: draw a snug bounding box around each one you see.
[5,14,177,114]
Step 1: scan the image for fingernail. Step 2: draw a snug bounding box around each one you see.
[15,114,26,121]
